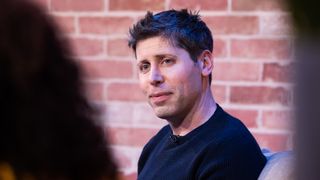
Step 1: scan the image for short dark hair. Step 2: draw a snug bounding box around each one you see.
[128,9,214,84]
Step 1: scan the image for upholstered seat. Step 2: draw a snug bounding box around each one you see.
[258,150,295,180]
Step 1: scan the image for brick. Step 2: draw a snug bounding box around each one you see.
[211,85,227,104]
[53,16,75,34]
[214,38,227,58]
[213,62,260,81]
[112,149,132,169]
[231,39,290,59]
[85,82,104,101]
[204,16,259,35]
[285,134,293,150]
[225,109,258,128]
[107,127,159,146]
[107,83,145,101]
[104,103,134,124]
[253,133,289,151]
[107,39,134,57]
[262,110,292,130]
[114,153,132,169]
[263,63,294,83]
[51,0,104,12]
[71,38,104,57]
[232,0,285,11]
[169,0,227,10]
[133,104,167,126]
[81,60,133,79]
[230,86,291,105]
[109,0,164,11]
[79,17,133,35]
[260,14,291,35]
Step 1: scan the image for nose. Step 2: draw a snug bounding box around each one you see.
[149,66,164,86]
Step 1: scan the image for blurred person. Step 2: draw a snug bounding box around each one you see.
[128,9,266,180]
[0,0,118,179]
[287,1,320,180]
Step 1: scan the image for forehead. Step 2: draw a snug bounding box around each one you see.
[135,36,179,61]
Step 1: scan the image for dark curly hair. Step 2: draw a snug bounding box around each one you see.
[128,9,214,84]
[0,0,117,179]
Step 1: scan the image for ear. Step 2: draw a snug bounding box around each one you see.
[198,50,214,77]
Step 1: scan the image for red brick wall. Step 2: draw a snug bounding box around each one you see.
[32,0,293,179]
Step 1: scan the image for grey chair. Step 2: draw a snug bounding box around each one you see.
[258,150,295,180]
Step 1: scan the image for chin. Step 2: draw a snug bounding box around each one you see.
[155,112,172,120]
[154,108,175,120]
[154,111,183,125]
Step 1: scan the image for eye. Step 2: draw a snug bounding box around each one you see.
[138,62,150,73]
[161,58,174,66]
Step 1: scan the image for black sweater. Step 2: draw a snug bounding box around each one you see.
[138,105,266,180]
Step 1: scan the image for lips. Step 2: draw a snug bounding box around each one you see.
[149,92,172,104]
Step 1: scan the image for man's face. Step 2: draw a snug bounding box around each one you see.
[136,36,203,121]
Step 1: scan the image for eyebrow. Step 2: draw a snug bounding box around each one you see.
[155,54,176,59]
[138,54,177,62]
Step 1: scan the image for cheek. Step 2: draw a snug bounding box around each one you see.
[138,76,148,94]
[178,70,202,93]
[169,72,193,94]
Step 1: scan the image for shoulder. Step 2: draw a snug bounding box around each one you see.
[213,107,257,145]
[208,110,264,160]
[195,109,266,179]
[196,137,266,179]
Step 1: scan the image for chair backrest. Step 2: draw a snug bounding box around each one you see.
[258,151,295,180]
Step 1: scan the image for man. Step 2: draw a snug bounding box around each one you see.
[128,9,266,180]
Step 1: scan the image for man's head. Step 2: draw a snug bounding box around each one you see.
[128,9,214,122]
[128,9,214,84]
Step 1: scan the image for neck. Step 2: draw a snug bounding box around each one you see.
[169,87,217,136]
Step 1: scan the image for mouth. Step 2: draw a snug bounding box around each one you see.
[149,92,172,105]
